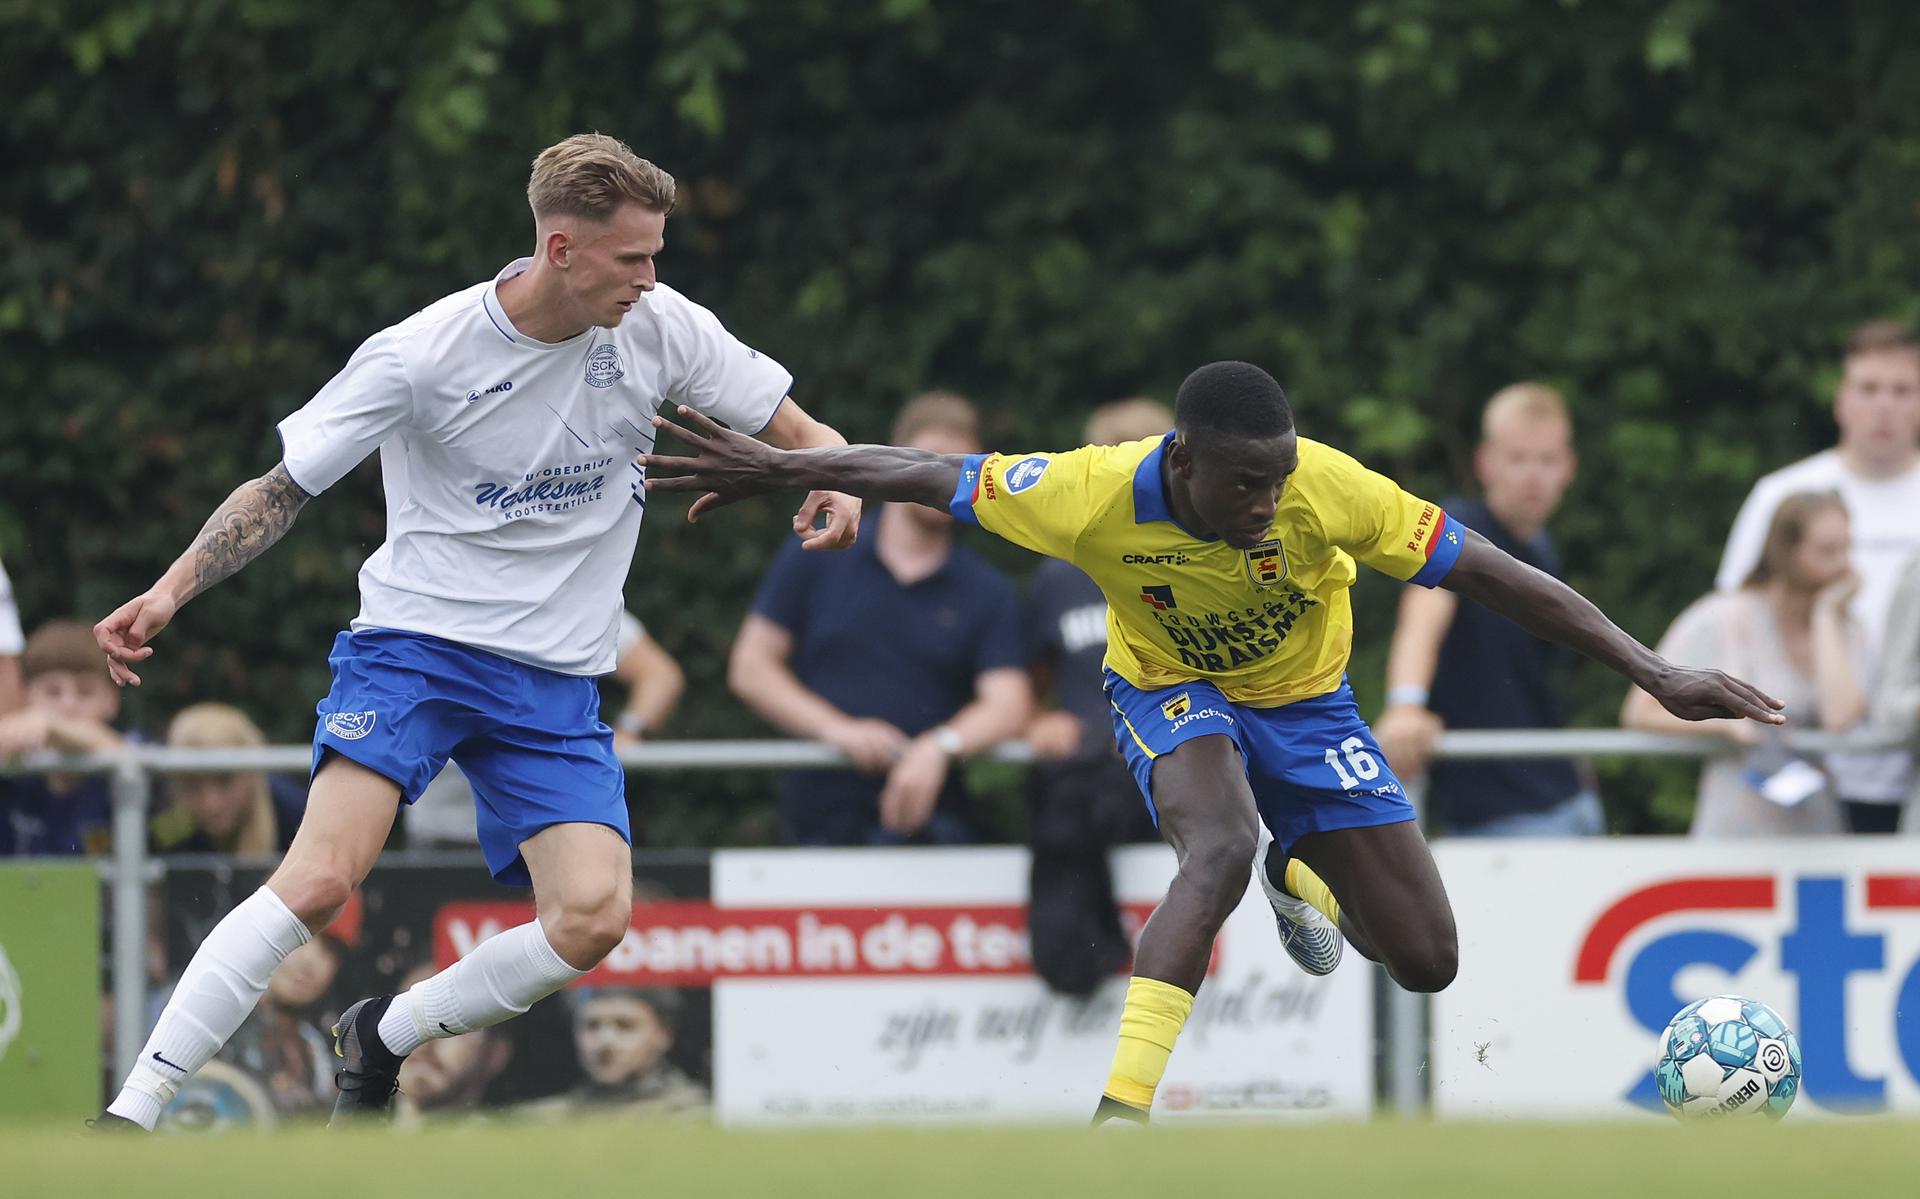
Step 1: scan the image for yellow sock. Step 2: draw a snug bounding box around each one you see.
[1102,976,1195,1112]
[1285,858,1343,927]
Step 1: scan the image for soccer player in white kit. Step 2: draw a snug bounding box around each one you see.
[90,134,861,1129]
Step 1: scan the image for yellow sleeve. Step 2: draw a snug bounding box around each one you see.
[947,447,1101,560]
[1300,442,1463,587]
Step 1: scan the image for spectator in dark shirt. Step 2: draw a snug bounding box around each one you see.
[1376,383,1599,836]
[728,391,1032,845]
[1025,399,1169,995]
[149,702,306,856]
[0,618,125,855]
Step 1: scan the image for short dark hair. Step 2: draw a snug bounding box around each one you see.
[1844,319,1920,359]
[1174,362,1294,451]
[23,619,107,681]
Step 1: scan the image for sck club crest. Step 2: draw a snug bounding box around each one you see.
[585,343,624,389]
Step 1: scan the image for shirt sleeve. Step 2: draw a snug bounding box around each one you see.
[948,446,1102,561]
[969,569,1030,676]
[275,330,414,494]
[750,538,817,636]
[0,559,23,656]
[656,285,794,436]
[1873,559,1920,734]
[1715,481,1776,591]
[615,611,646,658]
[1653,593,1730,670]
[1303,443,1463,587]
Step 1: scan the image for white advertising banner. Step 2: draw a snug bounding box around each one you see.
[707,845,1374,1124]
[1432,838,1920,1118]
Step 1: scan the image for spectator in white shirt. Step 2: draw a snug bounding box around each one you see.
[0,559,24,716]
[1874,553,1920,833]
[1715,320,1920,832]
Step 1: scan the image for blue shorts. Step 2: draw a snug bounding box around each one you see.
[311,629,628,886]
[1105,672,1415,852]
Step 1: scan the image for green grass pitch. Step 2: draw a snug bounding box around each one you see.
[10,1117,1918,1197]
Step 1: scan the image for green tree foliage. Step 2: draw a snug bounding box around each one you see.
[4,0,1918,839]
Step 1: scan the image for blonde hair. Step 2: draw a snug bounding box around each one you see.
[1084,397,1174,446]
[890,391,980,446]
[1481,382,1571,442]
[165,703,278,857]
[1742,491,1848,590]
[527,133,676,223]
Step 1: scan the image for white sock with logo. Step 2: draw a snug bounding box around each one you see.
[375,920,584,1057]
[105,886,311,1130]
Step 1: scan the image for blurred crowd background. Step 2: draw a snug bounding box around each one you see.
[7,0,1920,1129]
[7,1,1920,834]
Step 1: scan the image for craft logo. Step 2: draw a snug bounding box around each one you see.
[585,343,625,389]
[1160,692,1192,721]
[323,711,377,741]
[1139,584,1177,611]
[1004,456,1050,494]
[1244,539,1287,587]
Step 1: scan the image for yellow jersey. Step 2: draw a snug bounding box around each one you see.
[949,432,1462,707]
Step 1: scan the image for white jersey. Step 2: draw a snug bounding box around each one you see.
[278,259,790,676]
[1715,449,1920,801]
[0,559,23,656]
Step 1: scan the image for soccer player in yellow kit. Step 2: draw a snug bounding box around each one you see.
[642,361,1786,1125]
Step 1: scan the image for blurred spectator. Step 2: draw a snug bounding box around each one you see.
[1624,492,1865,836]
[1025,398,1167,996]
[406,610,681,846]
[1716,320,1920,832]
[1873,552,1920,833]
[0,618,124,855]
[395,959,516,1123]
[729,392,1031,845]
[609,611,686,752]
[1376,383,1599,836]
[523,987,706,1116]
[149,702,306,856]
[0,558,23,715]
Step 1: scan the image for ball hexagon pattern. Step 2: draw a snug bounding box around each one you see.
[1653,994,1801,1120]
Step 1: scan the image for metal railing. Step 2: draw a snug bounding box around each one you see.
[5,727,1913,1113]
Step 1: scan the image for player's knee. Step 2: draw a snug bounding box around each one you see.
[265,864,353,931]
[1180,828,1258,920]
[544,884,632,967]
[1391,931,1459,994]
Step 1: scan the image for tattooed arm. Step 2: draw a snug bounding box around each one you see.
[94,464,312,687]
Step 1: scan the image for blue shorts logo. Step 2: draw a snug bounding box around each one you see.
[324,711,377,741]
[585,344,624,389]
[1005,456,1050,493]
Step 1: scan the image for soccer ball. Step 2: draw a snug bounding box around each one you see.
[1654,994,1802,1119]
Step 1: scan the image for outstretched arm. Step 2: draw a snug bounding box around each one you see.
[94,463,311,686]
[756,396,865,551]
[641,406,963,520]
[1440,528,1784,724]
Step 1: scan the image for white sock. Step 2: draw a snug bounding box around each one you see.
[107,886,311,1130]
[376,920,583,1057]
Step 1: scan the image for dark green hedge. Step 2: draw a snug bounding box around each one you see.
[5,1,1918,840]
